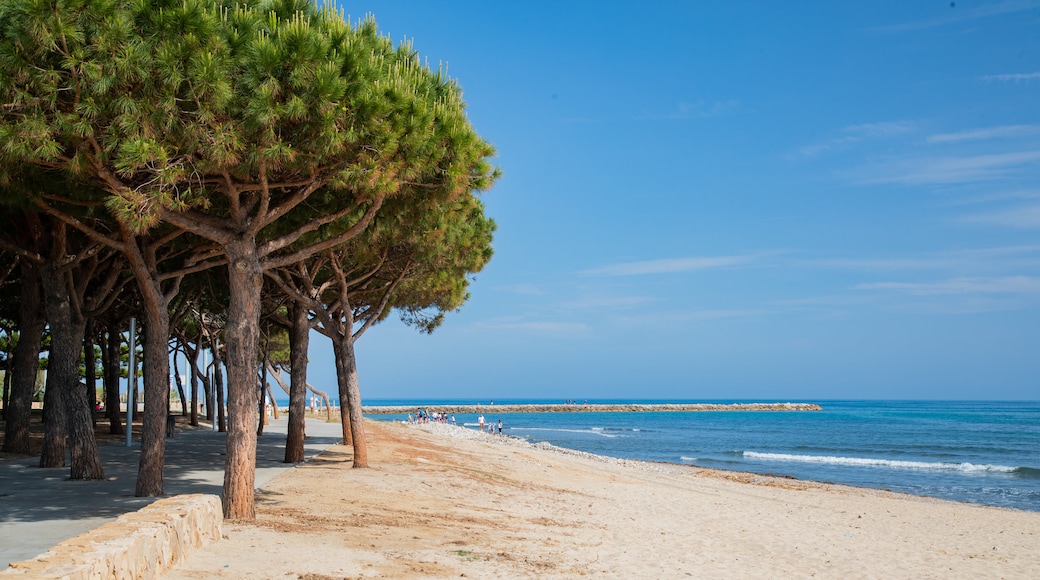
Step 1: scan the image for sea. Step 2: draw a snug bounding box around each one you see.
[358,399,1040,513]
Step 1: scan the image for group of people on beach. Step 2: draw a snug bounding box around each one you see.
[409,409,457,425]
[405,408,503,435]
[477,414,504,435]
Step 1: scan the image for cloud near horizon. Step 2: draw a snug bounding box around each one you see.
[582,255,755,276]
[927,124,1040,144]
[980,72,1040,83]
[960,204,1040,228]
[798,121,915,158]
[856,150,1040,186]
[854,276,1040,296]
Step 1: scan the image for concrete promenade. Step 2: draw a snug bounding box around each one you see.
[0,416,343,570]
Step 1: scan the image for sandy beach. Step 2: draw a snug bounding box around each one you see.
[167,419,1040,579]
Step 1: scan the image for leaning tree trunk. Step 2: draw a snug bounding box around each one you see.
[38,265,103,479]
[331,331,367,468]
[102,324,124,436]
[284,301,309,463]
[172,347,188,416]
[257,353,269,435]
[221,242,263,520]
[3,264,45,454]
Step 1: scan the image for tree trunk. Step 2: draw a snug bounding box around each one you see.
[173,347,188,416]
[1,344,10,421]
[213,340,226,433]
[331,332,367,468]
[284,301,309,463]
[103,324,124,436]
[136,307,170,496]
[38,369,67,468]
[257,352,269,435]
[3,264,45,455]
[188,342,199,427]
[119,234,174,497]
[221,242,263,519]
[38,264,103,479]
[266,383,279,419]
[84,322,97,428]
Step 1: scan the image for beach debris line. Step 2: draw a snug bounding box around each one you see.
[362,402,822,414]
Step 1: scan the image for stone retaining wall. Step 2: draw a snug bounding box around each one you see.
[2,494,222,579]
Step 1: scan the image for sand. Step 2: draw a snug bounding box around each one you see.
[166,419,1040,579]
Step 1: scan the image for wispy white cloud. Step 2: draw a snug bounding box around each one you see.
[856,150,1040,185]
[871,0,1037,33]
[938,189,1040,206]
[796,245,1040,273]
[960,204,1040,228]
[980,72,1040,83]
[927,124,1040,144]
[855,276,1040,296]
[582,255,754,276]
[798,121,915,158]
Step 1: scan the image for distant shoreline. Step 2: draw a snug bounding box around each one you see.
[361,402,822,414]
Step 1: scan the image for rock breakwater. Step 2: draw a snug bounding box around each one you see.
[362,402,822,415]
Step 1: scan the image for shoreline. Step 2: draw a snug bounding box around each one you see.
[361,401,823,414]
[402,420,1037,514]
[167,418,1040,578]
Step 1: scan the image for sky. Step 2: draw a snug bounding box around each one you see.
[304,0,1040,401]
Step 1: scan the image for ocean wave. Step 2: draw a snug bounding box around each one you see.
[679,456,698,463]
[743,451,1021,474]
[1016,466,1040,479]
[509,427,621,438]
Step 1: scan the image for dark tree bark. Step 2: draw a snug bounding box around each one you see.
[84,321,97,427]
[1,341,10,421]
[221,242,263,519]
[38,260,104,479]
[332,297,370,469]
[284,301,309,463]
[135,306,170,496]
[213,339,226,433]
[38,366,67,467]
[186,340,200,426]
[3,263,45,455]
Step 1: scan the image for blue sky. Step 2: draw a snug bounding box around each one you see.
[306,0,1040,401]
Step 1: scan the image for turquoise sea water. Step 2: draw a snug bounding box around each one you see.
[361,399,1040,512]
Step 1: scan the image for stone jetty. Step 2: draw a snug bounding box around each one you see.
[362,402,822,415]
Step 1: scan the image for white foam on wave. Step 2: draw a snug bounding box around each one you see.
[743,451,1017,474]
[509,427,619,438]
[679,456,698,463]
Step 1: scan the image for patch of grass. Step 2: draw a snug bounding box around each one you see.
[453,549,482,562]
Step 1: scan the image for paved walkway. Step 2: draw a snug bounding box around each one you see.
[0,416,344,569]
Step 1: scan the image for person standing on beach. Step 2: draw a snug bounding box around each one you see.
[497,420,503,435]
[478,414,485,431]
